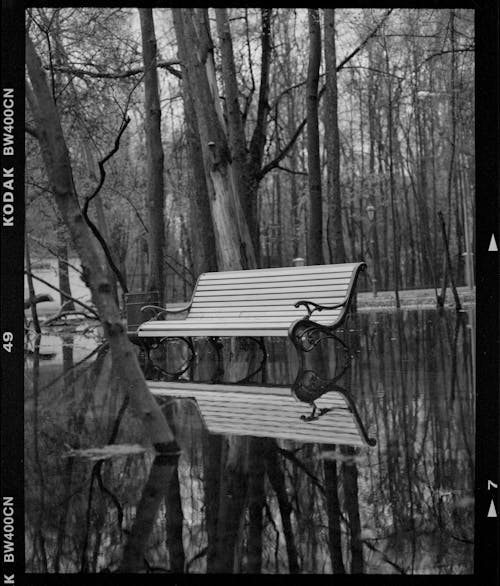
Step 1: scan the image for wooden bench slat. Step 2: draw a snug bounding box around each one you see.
[138,322,333,336]
[196,274,354,287]
[192,293,347,303]
[188,306,342,313]
[190,297,341,308]
[139,327,289,337]
[189,304,341,312]
[201,263,361,279]
[194,283,350,296]
[151,316,337,324]
[187,312,340,320]
[195,277,352,291]
[139,317,342,336]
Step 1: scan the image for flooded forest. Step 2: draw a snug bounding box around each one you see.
[24,7,475,576]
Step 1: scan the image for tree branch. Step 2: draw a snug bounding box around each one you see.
[248,8,272,170]
[258,119,306,180]
[43,306,97,326]
[25,123,39,139]
[46,59,181,79]
[28,234,84,276]
[422,44,474,64]
[275,164,307,176]
[81,115,131,295]
[259,9,394,180]
[24,269,99,318]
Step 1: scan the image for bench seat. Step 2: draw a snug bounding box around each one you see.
[137,262,366,339]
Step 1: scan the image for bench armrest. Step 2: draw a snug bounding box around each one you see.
[294,299,346,318]
[140,302,192,320]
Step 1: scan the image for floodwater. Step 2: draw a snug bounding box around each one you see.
[24,308,475,574]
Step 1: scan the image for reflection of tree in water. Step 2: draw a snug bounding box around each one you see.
[24,309,474,573]
[355,310,474,573]
[25,339,149,572]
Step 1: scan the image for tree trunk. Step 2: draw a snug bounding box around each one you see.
[323,454,345,573]
[306,9,323,265]
[139,8,166,304]
[214,437,248,572]
[26,32,176,453]
[341,445,364,573]
[56,236,75,311]
[176,28,218,277]
[247,438,265,572]
[264,441,300,573]
[119,455,180,572]
[25,236,41,334]
[215,8,251,241]
[247,8,273,262]
[173,9,256,271]
[324,9,346,264]
[42,10,109,309]
[163,403,186,573]
[384,40,400,306]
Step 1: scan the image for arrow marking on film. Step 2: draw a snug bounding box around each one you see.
[488,234,498,252]
[487,499,497,518]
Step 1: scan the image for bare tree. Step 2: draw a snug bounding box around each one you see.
[139,8,166,304]
[25,31,177,453]
[306,9,324,265]
[324,9,346,264]
[172,8,256,270]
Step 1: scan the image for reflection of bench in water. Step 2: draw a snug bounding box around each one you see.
[148,381,376,448]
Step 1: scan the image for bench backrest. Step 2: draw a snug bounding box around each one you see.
[187,262,365,327]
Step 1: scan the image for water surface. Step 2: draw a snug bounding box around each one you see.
[24,308,475,574]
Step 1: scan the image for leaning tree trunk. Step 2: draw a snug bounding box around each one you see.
[50,16,77,311]
[173,9,256,271]
[307,9,324,265]
[139,8,166,304]
[25,32,176,452]
[215,7,272,265]
[56,234,75,311]
[215,8,250,237]
[324,9,346,264]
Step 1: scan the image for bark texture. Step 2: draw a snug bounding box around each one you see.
[140,8,166,303]
[306,9,324,265]
[324,9,346,264]
[173,8,257,271]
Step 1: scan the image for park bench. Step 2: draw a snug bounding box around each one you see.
[136,262,366,354]
[131,262,366,380]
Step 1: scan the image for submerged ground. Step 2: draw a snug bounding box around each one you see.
[24,307,474,574]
